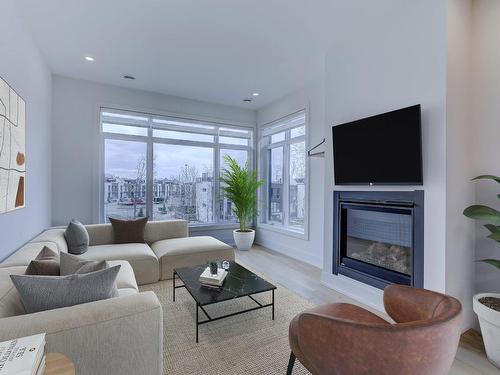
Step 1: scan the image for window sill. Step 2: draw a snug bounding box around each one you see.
[189,223,241,231]
[257,223,308,240]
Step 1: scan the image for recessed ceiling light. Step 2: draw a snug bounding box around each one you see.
[252,92,260,97]
[243,98,253,103]
[84,56,95,62]
[123,75,136,80]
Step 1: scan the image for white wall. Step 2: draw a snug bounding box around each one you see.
[321,0,449,310]
[51,76,256,228]
[0,0,52,260]
[471,0,500,295]
[256,80,325,268]
[446,0,475,330]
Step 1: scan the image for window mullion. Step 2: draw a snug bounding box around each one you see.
[146,117,154,219]
[283,134,291,228]
[214,134,220,224]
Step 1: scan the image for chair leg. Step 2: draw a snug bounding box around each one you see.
[286,351,296,375]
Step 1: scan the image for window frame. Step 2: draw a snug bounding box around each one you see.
[258,109,309,239]
[100,107,254,227]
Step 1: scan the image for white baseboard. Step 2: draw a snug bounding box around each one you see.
[320,271,385,312]
[254,238,323,268]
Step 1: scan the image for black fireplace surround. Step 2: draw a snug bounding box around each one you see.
[333,191,424,289]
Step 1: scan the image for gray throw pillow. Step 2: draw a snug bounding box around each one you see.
[60,252,106,276]
[64,219,89,255]
[10,265,121,313]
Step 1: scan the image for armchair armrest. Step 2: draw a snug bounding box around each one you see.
[383,284,449,323]
[0,292,162,375]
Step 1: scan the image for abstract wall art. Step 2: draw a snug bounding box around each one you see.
[0,77,25,213]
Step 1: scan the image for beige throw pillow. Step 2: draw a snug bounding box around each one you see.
[25,246,60,276]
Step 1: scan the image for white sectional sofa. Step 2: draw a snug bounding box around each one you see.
[0,219,235,375]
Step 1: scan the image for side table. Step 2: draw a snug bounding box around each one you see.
[45,353,75,375]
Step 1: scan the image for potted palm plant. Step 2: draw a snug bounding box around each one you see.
[220,155,264,251]
[463,175,500,368]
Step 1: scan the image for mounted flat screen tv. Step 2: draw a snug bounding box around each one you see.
[332,105,423,185]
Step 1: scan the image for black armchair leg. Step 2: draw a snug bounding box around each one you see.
[286,351,296,375]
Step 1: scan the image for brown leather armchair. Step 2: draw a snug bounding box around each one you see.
[287,285,463,375]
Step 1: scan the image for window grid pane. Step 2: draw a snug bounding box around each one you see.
[289,141,306,229]
[290,126,305,139]
[103,123,148,137]
[219,136,249,146]
[271,132,285,144]
[153,129,214,143]
[104,139,147,221]
[153,144,214,224]
[269,147,284,223]
[219,149,248,223]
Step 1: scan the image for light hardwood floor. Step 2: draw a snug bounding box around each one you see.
[236,245,500,375]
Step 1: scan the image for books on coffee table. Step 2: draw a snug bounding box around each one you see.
[0,333,46,375]
[199,267,228,288]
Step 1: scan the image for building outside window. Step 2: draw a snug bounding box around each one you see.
[259,110,308,235]
[101,109,253,225]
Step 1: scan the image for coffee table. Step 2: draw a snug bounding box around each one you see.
[173,261,277,343]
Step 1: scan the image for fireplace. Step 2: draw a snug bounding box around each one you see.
[333,191,424,289]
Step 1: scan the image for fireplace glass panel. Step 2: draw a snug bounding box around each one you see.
[345,208,412,276]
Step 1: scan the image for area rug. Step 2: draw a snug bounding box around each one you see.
[140,273,315,374]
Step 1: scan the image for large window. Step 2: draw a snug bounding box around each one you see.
[101,109,253,225]
[259,110,307,234]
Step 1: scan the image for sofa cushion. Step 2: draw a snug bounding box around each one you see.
[151,236,234,280]
[86,224,114,246]
[11,265,121,313]
[0,242,59,268]
[64,219,90,255]
[30,229,68,253]
[86,220,188,246]
[144,220,188,244]
[25,247,60,276]
[0,266,26,318]
[84,244,159,285]
[108,217,148,244]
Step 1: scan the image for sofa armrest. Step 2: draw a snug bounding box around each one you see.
[0,292,162,375]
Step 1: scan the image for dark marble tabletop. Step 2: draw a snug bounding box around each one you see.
[174,261,276,306]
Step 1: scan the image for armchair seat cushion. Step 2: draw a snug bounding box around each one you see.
[84,244,159,285]
[151,236,234,280]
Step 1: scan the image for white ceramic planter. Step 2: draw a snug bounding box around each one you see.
[473,293,500,368]
[233,229,255,251]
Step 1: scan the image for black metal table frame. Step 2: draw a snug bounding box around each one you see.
[173,270,275,343]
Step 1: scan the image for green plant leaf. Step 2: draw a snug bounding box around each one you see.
[484,225,500,242]
[220,155,265,232]
[478,259,500,270]
[484,224,500,233]
[471,175,500,183]
[463,205,500,225]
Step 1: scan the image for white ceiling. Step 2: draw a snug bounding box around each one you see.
[15,0,336,109]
